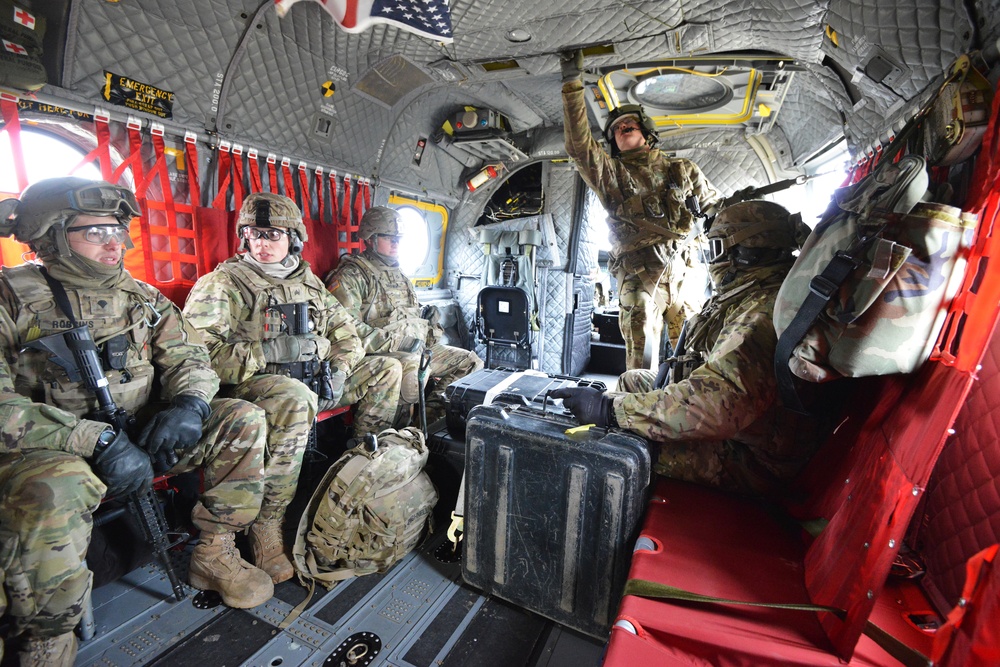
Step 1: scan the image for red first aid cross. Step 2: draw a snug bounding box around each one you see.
[3,39,27,55]
[13,7,36,30]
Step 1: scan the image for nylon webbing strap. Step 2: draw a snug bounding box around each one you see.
[211,143,232,210]
[315,168,325,225]
[0,94,28,192]
[184,133,200,208]
[247,149,263,193]
[341,175,353,228]
[623,578,931,667]
[773,251,859,413]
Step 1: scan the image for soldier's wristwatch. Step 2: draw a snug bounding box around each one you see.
[94,429,116,455]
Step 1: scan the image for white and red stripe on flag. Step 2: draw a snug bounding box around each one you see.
[275,0,452,43]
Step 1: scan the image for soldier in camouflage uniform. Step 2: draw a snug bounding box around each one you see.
[560,50,720,370]
[326,207,484,426]
[183,193,404,584]
[553,201,818,497]
[0,178,272,666]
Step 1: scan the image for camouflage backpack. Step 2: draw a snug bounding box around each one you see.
[292,427,438,589]
[773,155,976,411]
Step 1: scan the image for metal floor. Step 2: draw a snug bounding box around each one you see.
[74,529,605,667]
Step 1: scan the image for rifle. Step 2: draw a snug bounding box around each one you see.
[265,302,339,400]
[27,326,188,602]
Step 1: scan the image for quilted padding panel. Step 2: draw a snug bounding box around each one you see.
[920,327,1000,608]
[661,130,771,199]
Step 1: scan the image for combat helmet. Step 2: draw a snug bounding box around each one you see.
[705,200,809,267]
[0,177,139,252]
[603,104,659,156]
[237,192,307,253]
[358,206,401,240]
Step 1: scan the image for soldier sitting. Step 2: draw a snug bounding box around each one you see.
[183,193,403,584]
[325,206,483,427]
[553,201,820,497]
[0,178,272,667]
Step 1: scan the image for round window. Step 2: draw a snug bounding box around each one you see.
[394,206,429,276]
[0,129,102,192]
[633,72,732,112]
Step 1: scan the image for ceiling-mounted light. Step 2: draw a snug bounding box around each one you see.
[505,28,531,43]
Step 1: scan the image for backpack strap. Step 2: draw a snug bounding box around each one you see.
[774,155,928,413]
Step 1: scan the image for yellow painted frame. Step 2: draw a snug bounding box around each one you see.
[597,66,764,127]
[388,193,449,287]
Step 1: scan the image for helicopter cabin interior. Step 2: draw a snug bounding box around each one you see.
[1,0,1000,665]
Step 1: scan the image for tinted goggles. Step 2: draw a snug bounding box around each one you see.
[66,223,131,245]
[68,184,140,218]
[242,226,290,242]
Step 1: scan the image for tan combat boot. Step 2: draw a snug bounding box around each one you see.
[19,632,77,667]
[188,531,274,608]
[249,517,294,584]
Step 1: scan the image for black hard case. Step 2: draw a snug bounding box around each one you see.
[462,403,653,639]
[444,367,606,440]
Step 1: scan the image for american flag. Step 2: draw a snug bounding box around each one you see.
[275,0,453,43]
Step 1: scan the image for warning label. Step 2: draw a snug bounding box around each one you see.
[102,71,174,119]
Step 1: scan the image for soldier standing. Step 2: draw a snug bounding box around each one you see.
[553,201,818,497]
[0,178,272,666]
[325,206,483,427]
[560,49,720,370]
[183,193,404,583]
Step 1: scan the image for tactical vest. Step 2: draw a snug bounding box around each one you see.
[2,264,159,415]
[339,252,429,342]
[608,153,697,255]
[219,257,333,362]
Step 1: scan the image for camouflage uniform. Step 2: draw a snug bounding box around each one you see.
[183,254,403,457]
[0,262,266,638]
[613,263,813,495]
[562,78,719,369]
[327,247,483,425]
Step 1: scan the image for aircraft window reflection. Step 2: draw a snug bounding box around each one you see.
[0,129,102,192]
[394,205,430,276]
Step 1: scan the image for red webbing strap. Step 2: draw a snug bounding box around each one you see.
[362,177,372,211]
[143,128,196,286]
[72,113,113,179]
[329,170,340,224]
[932,79,1000,372]
[110,119,144,187]
[184,132,201,208]
[315,167,325,225]
[932,544,1000,667]
[266,154,278,194]
[231,145,245,211]
[247,148,262,193]
[298,162,312,220]
[211,142,232,210]
[281,158,295,201]
[341,175,353,228]
[0,94,28,192]
[353,176,364,226]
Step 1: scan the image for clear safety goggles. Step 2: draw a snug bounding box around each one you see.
[67,184,140,218]
[241,226,290,242]
[66,223,131,246]
[376,233,402,244]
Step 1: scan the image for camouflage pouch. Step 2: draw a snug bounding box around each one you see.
[292,427,438,589]
[774,155,976,390]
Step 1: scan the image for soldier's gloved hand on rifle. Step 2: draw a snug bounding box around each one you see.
[559,49,584,82]
[90,429,154,497]
[324,367,347,405]
[262,333,320,363]
[139,394,212,472]
[549,386,617,428]
[397,335,425,356]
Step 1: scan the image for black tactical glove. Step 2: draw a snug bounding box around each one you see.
[91,429,154,498]
[139,394,211,472]
[559,49,584,82]
[549,386,616,428]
